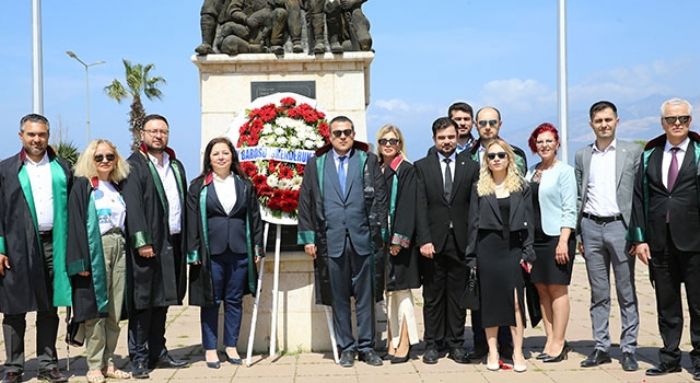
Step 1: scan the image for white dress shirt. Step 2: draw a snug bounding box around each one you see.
[213,173,237,214]
[94,180,126,235]
[24,153,54,231]
[661,137,690,189]
[148,152,182,234]
[437,151,456,183]
[584,139,621,217]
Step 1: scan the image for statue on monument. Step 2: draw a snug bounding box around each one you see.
[194,0,372,56]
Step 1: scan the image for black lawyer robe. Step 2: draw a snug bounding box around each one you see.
[121,148,187,310]
[0,149,72,315]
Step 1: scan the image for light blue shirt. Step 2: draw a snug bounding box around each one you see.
[525,161,577,236]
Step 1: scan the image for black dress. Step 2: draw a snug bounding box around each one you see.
[529,181,575,285]
[477,196,525,327]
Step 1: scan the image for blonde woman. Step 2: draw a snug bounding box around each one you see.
[376,124,419,363]
[66,140,131,383]
[466,139,535,372]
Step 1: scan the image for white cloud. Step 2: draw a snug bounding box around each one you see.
[479,78,556,114]
[374,98,410,112]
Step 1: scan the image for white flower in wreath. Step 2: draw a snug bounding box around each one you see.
[274,127,285,136]
[315,139,325,148]
[289,136,301,147]
[262,124,273,134]
[267,173,279,188]
[304,139,316,149]
[277,178,291,189]
[276,136,288,145]
[291,175,303,190]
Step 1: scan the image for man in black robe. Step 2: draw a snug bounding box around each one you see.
[122,114,188,378]
[0,114,71,383]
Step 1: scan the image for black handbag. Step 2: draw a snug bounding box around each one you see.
[65,308,85,347]
[461,258,480,310]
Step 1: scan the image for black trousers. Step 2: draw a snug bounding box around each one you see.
[328,238,375,353]
[2,233,59,373]
[650,227,700,368]
[128,306,169,365]
[421,232,468,350]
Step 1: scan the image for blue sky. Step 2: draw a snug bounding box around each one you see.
[1,0,699,176]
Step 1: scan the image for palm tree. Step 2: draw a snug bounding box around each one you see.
[104,59,166,151]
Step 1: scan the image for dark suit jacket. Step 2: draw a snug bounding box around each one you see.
[629,134,700,252]
[206,177,248,256]
[465,186,536,263]
[415,150,479,254]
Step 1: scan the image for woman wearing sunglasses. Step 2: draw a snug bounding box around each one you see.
[376,124,420,363]
[66,140,131,383]
[524,123,577,363]
[466,139,535,372]
[185,137,264,368]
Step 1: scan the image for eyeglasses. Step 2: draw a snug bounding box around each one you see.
[536,139,555,146]
[486,152,507,161]
[478,119,499,128]
[378,138,400,146]
[143,129,169,136]
[663,115,691,125]
[331,129,353,138]
[94,154,116,163]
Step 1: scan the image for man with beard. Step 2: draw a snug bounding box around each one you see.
[122,114,188,379]
[448,102,477,154]
[0,114,71,383]
[415,117,479,364]
[469,106,528,177]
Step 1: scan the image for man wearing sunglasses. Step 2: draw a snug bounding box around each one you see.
[466,106,527,362]
[629,98,700,379]
[298,116,388,367]
[575,101,641,372]
[415,117,479,365]
[0,114,72,383]
[469,106,528,177]
[121,114,189,378]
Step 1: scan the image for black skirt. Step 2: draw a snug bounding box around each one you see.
[530,234,575,285]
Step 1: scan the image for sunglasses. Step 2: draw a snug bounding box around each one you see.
[331,129,353,138]
[486,152,507,160]
[94,154,116,163]
[663,115,691,125]
[378,138,400,146]
[478,119,499,128]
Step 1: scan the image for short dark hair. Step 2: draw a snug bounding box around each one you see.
[476,106,502,122]
[329,115,354,131]
[432,117,457,137]
[19,113,50,131]
[448,102,473,119]
[589,101,617,120]
[142,114,169,130]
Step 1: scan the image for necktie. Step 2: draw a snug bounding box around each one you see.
[338,156,347,194]
[443,158,452,199]
[667,147,680,192]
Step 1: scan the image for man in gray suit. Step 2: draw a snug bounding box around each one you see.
[297,116,388,367]
[575,100,641,372]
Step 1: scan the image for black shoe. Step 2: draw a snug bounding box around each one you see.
[391,346,412,364]
[151,354,188,369]
[693,369,700,381]
[536,352,550,360]
[467,347,488,361]
[620,352,638,372]
[646,363,681,376]
[359,350,383,366]
[37,367,67,383]
[448,348,471,364]
[543,342,571,363]
[423,348,441,364]
[131,362,150,379]
[206,360,221,369]
[339,350,355,367]
[580,349,612,368]
[3,371,22,383]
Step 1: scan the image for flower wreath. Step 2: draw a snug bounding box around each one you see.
[236,95,330,222]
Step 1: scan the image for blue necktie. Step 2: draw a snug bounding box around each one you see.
[338,156,347,194]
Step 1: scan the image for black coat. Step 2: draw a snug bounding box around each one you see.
[186,173,264,307]
[66,177,129,322]
[383,158,420,291]
[0,149,72,314]
[297,142,388,305]
[121,147,187,310]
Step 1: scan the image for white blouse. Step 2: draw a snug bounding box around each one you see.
[94,180,126,235]
[213,173,237,214]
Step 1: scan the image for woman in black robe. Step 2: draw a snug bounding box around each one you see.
[376,124,420,363]
[66,139,132,383]
[186,137,264,368]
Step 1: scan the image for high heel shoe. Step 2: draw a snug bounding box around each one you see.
[542,342,570,363]
[486,353,500,371]
[536,352,550,360]
[391,345,412,364]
